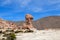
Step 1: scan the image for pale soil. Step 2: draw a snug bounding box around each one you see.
[16,29,60,40]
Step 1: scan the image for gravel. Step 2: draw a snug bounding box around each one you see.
[16,29,60,40]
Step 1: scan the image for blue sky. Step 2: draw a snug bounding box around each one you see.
[0,0,60,21]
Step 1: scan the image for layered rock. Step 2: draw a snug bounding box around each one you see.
[22,14,35,30]
[0,14,36,32]
[0,19,17,30]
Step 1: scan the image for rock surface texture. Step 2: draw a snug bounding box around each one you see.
[16,29,60,40]
[22,14,35,30]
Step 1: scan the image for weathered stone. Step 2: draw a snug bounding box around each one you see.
[22,14,35,30]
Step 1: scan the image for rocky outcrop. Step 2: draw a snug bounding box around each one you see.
[0,18,17,30]
[0,14,36,32]
[14,16,60,30]
[22,14,35,30]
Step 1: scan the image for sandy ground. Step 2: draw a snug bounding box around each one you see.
[16,29,60,40]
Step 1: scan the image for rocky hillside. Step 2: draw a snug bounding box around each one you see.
[15,16,60,30]
[0,16,60,30]
[34,16,60,29]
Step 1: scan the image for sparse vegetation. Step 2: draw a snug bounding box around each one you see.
[24,29,34,33]
[6,33,16,40]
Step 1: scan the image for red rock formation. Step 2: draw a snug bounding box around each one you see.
[0,18,17,30]
[22,14,34,30]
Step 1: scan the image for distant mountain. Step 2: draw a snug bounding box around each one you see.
[14,21,24,26]
[14,16,60,30]
[34,16,60,29]
[1,16,60,30]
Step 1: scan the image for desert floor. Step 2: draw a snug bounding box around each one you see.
[16,29,60,40]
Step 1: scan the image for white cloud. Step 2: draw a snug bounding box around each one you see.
[55,14,60,16]
[0,0,11,6]
[20,0,31,7]
[0,0,60,12]
[0,13,13,17]
[47,0,60,5]
[32,8,43,12]
[28,7,43,12]
[30,0,60,12]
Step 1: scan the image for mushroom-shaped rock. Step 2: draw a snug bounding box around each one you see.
[25,14,33,24]
[25,14,33,20]
[22,14,36,31]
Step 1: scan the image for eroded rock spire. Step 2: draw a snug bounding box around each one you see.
[23,14,35,30]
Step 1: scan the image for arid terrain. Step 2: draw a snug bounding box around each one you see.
[0,16,60,40]
[15,16,60,29]
[16,29,60,40]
